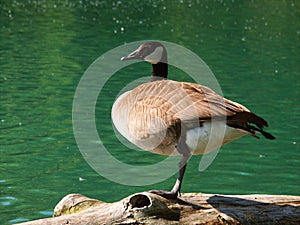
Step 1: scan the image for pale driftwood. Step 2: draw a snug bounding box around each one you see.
[16,192,300,225]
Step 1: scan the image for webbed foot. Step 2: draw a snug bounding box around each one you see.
[148,190,180,199]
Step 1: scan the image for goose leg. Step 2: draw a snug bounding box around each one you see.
[149,153,190,199]
[170,154,189,195]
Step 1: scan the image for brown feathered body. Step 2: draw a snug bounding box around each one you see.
[112,80,273,156]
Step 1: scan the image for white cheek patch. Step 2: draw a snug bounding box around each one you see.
[144,46,163,64]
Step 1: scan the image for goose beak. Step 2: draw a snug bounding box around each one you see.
[121,49,141,61]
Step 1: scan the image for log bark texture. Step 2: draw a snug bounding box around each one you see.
[16,192,300,225]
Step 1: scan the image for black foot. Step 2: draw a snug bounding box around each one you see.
[148,190,179,199]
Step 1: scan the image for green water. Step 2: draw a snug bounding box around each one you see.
[1,0,299,224]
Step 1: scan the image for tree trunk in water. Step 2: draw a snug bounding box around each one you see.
[16,192,300,225]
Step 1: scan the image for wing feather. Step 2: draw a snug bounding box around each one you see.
[126,80,272,140]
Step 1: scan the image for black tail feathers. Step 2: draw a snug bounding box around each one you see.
[227,112,275,140]
[247,125,275,140]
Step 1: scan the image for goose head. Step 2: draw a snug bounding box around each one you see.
[121,42,168,80]
[121,42,167,64]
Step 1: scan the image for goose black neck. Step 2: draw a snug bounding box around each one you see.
[151,62,168,81]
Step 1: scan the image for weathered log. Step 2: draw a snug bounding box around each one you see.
[16,192,300,225]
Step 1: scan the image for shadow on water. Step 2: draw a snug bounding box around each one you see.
[206,195,300,225]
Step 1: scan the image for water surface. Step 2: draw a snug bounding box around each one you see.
[1,1,299,224]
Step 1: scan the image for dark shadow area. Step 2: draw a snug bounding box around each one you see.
[207,195,300,225]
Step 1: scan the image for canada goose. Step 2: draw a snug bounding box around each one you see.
[112,42,275,199]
